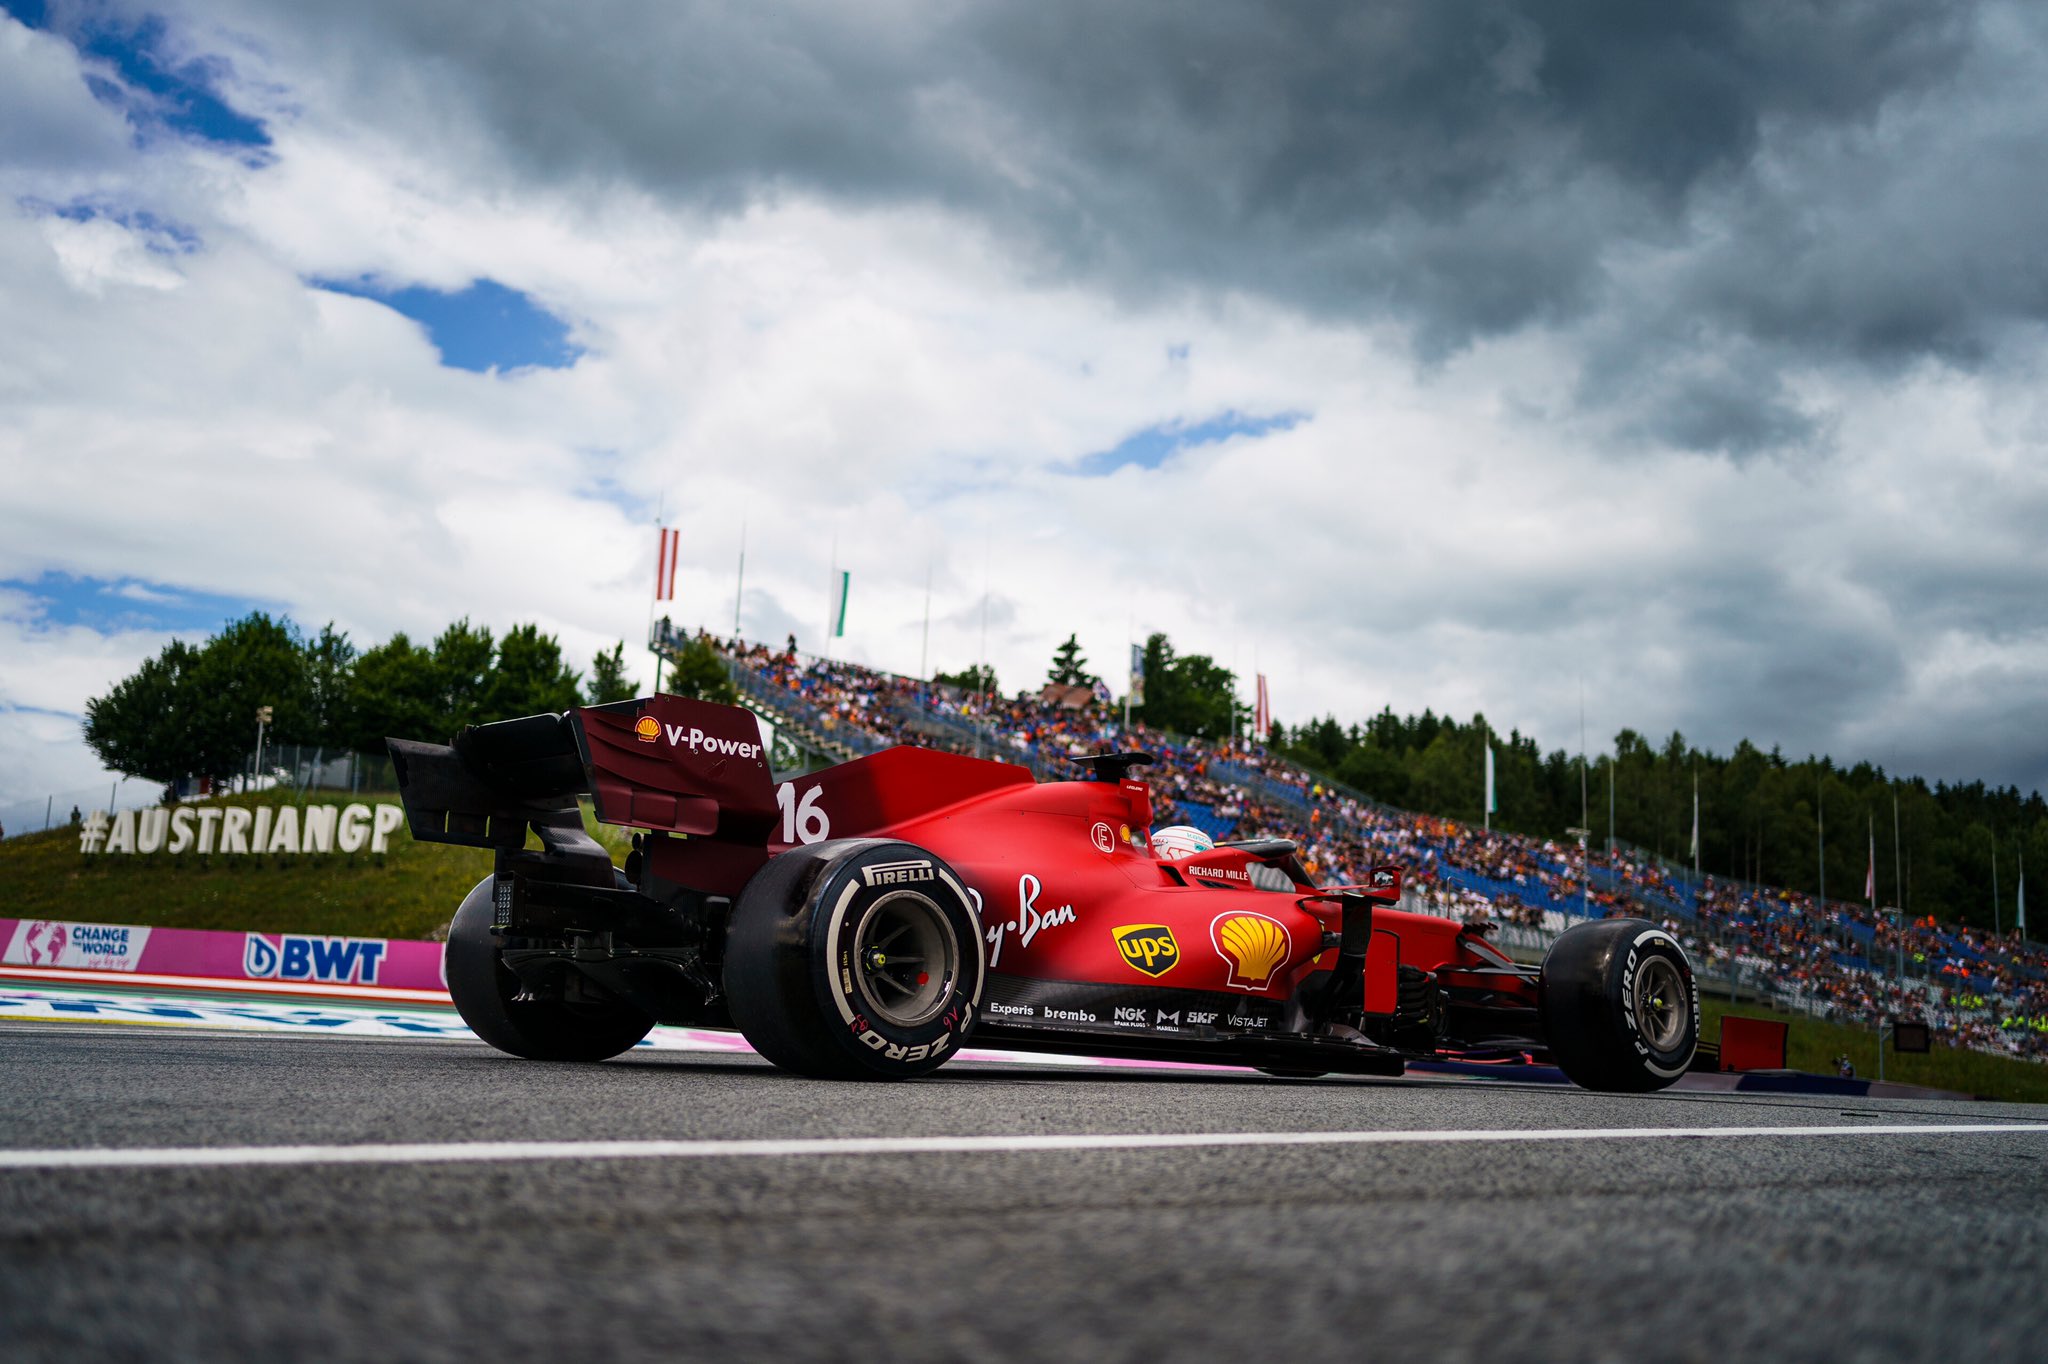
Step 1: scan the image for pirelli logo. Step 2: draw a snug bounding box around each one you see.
[863,859,936,887]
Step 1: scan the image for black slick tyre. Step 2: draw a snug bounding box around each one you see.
[444,875,656,1061]
[722,840,983,1080]
[1539,917,1699,1093]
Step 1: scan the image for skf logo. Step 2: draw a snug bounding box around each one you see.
[1113,924,1179,977]
[1211,912,1291,991]
[634,716,661,744]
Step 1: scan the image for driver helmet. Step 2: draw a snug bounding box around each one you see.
[1151,824,1215,861]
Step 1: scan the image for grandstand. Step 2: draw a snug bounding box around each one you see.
[653,624,2048,1066]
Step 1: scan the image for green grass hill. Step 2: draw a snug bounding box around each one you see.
[0,788,626,941]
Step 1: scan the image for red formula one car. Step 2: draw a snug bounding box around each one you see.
[390,694,1699,1091]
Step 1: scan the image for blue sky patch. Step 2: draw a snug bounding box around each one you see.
[2,572,278,637]
[23,197,202,253]
[314,277,584,374]
[3,3,271,149]
[1073,410,1308,477]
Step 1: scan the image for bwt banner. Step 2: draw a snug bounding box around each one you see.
[76,802,406,856]
[243,932,388,986]
[1,916,447,993]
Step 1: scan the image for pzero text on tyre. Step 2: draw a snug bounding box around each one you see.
[444,875,656,1061]
[1539,917,1699,1093]
[722,839,984,1080]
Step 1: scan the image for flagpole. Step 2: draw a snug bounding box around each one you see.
[1871,811,1882,1084]
[1606,754,1615,861]
[1482,722,1494,834]
[1124,616,1134,737]
[1892,790,1904,1016]
[919,560,932,681]
[1992,842,2000,938]
[1691,770,1700,887]
[1578,681,1588,852]
[651,517,671,695]
[732,517,746,639]
[824,536,837,657]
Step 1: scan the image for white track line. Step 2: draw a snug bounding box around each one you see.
[3,1123,2043,1172]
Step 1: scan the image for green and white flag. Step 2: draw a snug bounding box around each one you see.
[833,570,850,637]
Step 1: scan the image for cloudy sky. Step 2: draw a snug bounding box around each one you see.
[4,0,2048,827]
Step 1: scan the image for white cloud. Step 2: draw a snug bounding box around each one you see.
[2,1,2048,815]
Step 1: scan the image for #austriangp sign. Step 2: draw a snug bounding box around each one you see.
[75,803,407,856]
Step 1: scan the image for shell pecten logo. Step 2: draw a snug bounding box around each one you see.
[1210,912,1291,991]
[634,716,661,744]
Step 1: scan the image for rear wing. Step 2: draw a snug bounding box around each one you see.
[388,694,777,853]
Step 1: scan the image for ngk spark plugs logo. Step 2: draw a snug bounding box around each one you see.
[243,933,389,986]
[1211,912,1292,991]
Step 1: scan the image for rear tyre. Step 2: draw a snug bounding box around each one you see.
[723,840,983,1080]
[444,875,655,1061]
[1540,918,1698,1092]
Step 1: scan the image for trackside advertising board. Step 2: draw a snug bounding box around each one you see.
[0,917,446,992]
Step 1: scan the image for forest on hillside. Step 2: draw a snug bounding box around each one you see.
[1274,708,2045,936]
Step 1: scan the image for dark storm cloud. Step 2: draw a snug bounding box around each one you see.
[197,0,2048,452]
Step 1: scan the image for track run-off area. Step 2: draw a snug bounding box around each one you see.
[5,1009,2047,1362]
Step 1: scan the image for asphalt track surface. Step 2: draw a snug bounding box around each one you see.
[4,1024,2046,1363]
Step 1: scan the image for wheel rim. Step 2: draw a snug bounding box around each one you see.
[852,891,958,1027]
[1633,955,1688,1052]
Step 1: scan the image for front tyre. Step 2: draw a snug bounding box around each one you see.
[444,875,655,1061]
[723,840,983,1080]
[1539,918,1698,1093]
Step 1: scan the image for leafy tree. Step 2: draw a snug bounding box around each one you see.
[483,623,583,718]
[182,613,316,780]
[589,641,636,704]
[1134,633,1240,740]
[1045,634,1095,689]
[934,663,998,695]
[303,624,357,746]
[431,619,495,732]
[663,634,737,704]
[345,632,441,749]
[83,639,202,783]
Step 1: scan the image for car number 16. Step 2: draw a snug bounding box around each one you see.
[776,783,830,845]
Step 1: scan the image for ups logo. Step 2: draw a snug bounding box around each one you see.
[1113,924,1179,978]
